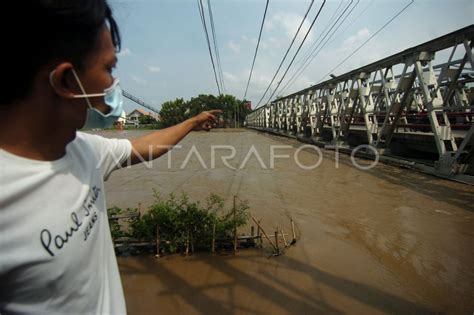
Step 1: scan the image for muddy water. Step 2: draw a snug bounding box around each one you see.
[98,129,474,314]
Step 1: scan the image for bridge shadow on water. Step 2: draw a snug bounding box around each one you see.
[119,252,435,315]
[291,141,474,213]
[346,157,474,213]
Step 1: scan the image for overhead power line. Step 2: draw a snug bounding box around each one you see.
[207,0,226,93]
[257,0,327,108]
[278,0,358,96]
[197,0,221,95]
[292,0,345,68]
[243,0,270,101]
[318,0,414,83]
[326,0,374,46]
[254,0,316,108]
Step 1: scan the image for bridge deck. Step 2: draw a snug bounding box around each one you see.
[98,129,474,314]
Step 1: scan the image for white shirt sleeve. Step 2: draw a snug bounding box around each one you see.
[76,132,132,181]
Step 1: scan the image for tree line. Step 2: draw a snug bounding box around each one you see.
[157,94,250,128]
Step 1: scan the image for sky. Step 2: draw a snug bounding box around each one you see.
[109,0,474,113]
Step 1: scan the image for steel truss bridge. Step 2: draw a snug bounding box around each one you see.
[122,90,160,114]
[246,25,474,184]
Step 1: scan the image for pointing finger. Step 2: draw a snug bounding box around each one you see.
[208,109,223,116]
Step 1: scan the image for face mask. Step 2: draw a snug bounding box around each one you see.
[52,68,124,129]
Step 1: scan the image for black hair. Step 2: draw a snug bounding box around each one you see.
[1,0,121,105]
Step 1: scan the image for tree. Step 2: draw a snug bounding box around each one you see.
[138,115,157,125]
[159,98,188,128]
[187,94,222,117]
[158,94,249,128]
[218,94,247,127]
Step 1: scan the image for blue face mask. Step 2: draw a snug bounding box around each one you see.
[70,69,124,129]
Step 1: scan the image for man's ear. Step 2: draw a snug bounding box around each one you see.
[49,63,77,98]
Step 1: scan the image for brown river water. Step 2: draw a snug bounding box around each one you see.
[95,129,474,314]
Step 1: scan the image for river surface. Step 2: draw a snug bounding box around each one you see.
[96,129,474,314]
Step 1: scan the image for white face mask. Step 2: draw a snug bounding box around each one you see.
[49,69,124,129]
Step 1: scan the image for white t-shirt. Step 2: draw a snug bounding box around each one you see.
[0,132,132,314]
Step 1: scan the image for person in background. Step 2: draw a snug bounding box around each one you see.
[0,1,220,314]
[114,110,126,132]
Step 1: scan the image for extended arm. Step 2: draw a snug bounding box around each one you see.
[126,110,221,165]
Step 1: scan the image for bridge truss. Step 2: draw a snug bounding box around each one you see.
[122,90,160,114]
[246,25,474,184]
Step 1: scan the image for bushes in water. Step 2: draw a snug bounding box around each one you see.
[108,191,250,255]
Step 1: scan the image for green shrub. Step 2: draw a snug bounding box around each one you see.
[108,191,250,255]
[108,206,128,240]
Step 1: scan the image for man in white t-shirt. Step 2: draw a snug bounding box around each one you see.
[0,1,220,314]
